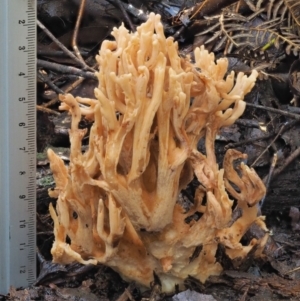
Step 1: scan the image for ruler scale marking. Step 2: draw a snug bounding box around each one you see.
[0,0,37,294]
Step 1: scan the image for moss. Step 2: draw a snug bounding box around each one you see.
[38,175,54,187]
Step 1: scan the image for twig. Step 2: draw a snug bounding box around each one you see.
[173,26,186,40]
[251,122,287,167]
[108,0,134,32]
[37,231,55,235]
[285,266,300,274]
[42,62,98,108]
[239,286,249,301]
[36,247,46,264]
[263,147,300,183]
[42,77,85,108]
[72,0,89,66]
[125,288,136,301]
[259,152,278,209]
[37,59,96,79]
[38,71,65,95]
[116,283,136,301]
[246,102,300,120]
[36,105,60,115]
[109,0,135,32]
[123,3,148,22]
[37,19,93,71]
[116,289,135,301]
[223,1,241,54]
[220,13,238,49]
[43,77,85,108]
[225,133,275,150]
[38,49,89,58]
[235,118,260,128]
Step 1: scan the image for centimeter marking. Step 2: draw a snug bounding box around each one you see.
[0,0,36,294]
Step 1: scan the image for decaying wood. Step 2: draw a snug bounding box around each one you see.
[263,153,300,214]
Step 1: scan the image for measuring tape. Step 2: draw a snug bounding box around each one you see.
[0,0,36,294]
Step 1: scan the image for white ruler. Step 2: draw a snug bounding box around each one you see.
[0,0,36,294]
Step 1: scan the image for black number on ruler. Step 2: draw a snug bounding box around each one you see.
[19,72,25,77]
[19,266,26,274]
[19,122,25,127]
[19,46,25,51]
[19,97,25,101]
[19,171,26,175]
[19,195,26,199]
[20,147,26,151]
[18,20,25,24]
[19,220,26,228]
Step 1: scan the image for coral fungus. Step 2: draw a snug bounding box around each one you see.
[48,13,267,292]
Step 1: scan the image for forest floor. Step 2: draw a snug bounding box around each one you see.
[2,0,300,300]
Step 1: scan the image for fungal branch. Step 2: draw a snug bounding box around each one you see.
[47,13,268,292]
